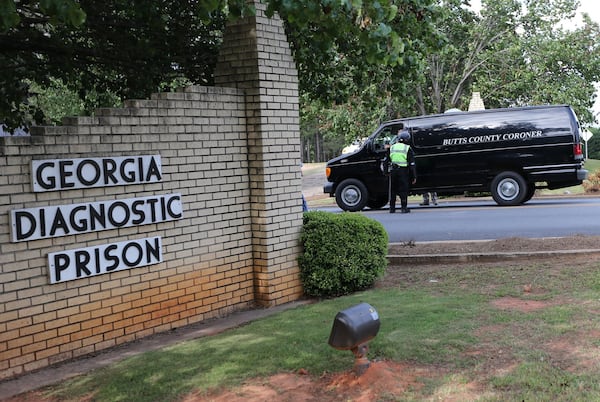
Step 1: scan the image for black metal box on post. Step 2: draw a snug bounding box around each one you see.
[328,303,380,375]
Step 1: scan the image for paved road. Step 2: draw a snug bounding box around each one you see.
[315,197,600,242]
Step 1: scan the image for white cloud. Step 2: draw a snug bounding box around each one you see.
[577,0,600,25]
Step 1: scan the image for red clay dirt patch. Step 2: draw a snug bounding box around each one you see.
[189,361,429,402]
[544,329,600,373]
[491,296,552,313]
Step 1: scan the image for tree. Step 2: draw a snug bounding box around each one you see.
[412,0,485,114]
[585,127,600,160]
[303,0,600,157]
[0,0,242,131]
[1,0,429,132]
[475,0,600,126]
[0,0,86,31]
[410,0,600,127]
[287,0,441,157]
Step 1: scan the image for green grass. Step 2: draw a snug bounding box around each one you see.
[539,158,600,196]
[41,256,600,401]
[584,158,600,172]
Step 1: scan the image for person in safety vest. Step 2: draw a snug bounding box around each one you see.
[388,130,417,213]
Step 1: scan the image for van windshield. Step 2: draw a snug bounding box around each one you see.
[372,125,400,152]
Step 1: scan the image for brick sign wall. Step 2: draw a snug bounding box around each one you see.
[0,2,303,380]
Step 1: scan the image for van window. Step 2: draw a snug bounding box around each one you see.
[372,124,402,152]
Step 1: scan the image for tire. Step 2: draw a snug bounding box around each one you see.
[490,171,527,206]
[367,196,388,210]
[522,183,536,203]
[335,178,369,211]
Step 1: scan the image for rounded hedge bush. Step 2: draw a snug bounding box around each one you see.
[299,211,388,297]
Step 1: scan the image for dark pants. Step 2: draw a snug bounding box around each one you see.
[389,167,410,211]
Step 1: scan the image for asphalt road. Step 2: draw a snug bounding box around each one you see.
[314,196,600,242]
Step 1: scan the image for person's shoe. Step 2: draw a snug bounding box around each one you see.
[401,208,410,213]
[390,208,395,214]
[419,201,429,206]
[433,201,438,206]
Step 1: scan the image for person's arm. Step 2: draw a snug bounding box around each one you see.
[383,145,392,172]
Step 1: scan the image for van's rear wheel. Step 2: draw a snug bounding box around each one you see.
[335,178,369,211]
[491,171,527,206]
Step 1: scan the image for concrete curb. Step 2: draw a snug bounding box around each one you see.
[387,249,600,265]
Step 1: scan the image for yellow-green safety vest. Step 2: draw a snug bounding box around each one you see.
[390,143,409,167]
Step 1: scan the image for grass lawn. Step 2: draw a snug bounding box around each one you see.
[36,254,600,401]
[538,158,600,196]
[18,161,600,401]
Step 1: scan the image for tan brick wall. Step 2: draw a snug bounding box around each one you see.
[215,1,303,305]
[0,1,303,380]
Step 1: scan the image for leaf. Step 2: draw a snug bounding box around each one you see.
[0,0,20,31]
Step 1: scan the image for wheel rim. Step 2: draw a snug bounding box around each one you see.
[341,185,362,207]
[497,178,519,201]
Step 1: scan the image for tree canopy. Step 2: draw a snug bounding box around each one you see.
[2,0,600,153]
[2,0,427,131]
[301,0,600,160]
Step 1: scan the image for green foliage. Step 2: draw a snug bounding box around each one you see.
[25,78,122,125]
[4,0,600,140]
[2,0,431,132]
[300,84,401,158]
[585,128,600,160]
[27,78,83,125]
[0,0,86,32]
[300,0,600,158]
[0,0,235,131]
[0,0,19,31]
[413,0,483,113]
[471,0,600,126]
[298,211,388,297]
[267,0,427,74]
[408,0,600,126]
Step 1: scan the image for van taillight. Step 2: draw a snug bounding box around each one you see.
[574,143,583,156]
[326,167,331,178]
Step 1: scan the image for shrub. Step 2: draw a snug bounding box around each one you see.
[583,169,600,193]
[299,211,389,297]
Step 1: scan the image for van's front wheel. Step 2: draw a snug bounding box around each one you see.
[335,178,369,211]
[522,183,536,203]
[491,171,527,206]
[367,196,388,210]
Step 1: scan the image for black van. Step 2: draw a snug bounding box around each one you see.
[323,105,587,211]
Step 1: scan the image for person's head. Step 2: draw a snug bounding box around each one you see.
[397,130,410,144]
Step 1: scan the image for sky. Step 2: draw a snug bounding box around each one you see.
[573,0,600,25]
